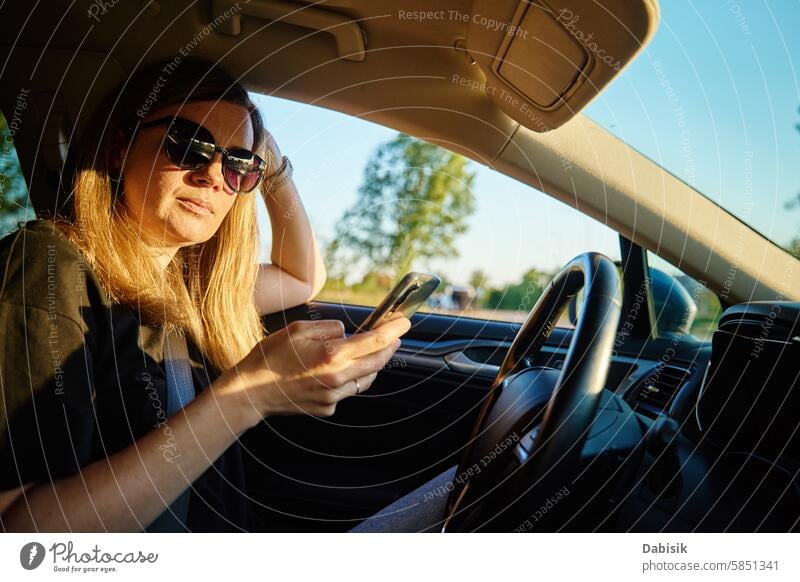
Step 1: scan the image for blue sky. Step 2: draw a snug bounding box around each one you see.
[252,0,800,288]
[586,0,800,250]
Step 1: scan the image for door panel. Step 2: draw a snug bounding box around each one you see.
[243,302,553,531]
[242,300,705,531]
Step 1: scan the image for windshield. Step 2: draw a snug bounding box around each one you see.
[585,1,800,255]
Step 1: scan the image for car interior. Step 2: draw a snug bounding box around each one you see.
[1,0,799,532]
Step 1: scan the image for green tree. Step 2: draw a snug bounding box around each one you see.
[469,269,489,291]
[326,133,476,281]
[468,269,489,307]
[0,112,33,237]
[484,268,548,312]
[784,106,800,259]
[787,239,800,259]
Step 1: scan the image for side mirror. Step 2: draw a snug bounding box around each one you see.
[569,264,698,337]
[648,267,698,337]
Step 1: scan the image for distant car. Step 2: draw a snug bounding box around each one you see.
[429,284,476,311]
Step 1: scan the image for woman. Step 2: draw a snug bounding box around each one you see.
[0,56,410,532]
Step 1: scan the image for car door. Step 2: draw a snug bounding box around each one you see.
[240,236,720,532]
[243,300,533,531]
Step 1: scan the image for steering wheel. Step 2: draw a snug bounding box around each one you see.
[441,252,621,532]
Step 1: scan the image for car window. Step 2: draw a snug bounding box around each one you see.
[0,110,34,237]
[646,251,722,343]
[584,1,799,256]
[252,94,621,326]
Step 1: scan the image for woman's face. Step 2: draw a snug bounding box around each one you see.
[117,99,256,250]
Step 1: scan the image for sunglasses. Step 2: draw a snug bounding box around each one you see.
[139,116,267,194]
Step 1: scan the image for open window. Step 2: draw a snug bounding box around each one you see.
[253,94,622,329]
[0,109,34,237]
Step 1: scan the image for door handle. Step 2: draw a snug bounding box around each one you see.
[443,351,499,379]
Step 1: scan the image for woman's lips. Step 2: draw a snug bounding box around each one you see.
[176,198,213,216]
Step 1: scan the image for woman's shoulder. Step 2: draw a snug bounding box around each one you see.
[0,218,107,316]
[0,217,83,258]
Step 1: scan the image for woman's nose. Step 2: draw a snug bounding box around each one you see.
[189,152,227,192]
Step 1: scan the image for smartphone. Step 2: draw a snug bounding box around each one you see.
[354,272,441,333]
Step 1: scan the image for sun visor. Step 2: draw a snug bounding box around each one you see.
[466,0,658,131]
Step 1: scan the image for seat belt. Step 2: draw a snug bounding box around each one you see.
[145,328,196,532]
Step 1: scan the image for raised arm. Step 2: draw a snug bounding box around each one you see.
[254,134,327,315]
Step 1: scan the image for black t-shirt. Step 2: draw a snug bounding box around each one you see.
[0,219,259,531]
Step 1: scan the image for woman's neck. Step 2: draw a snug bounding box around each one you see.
[145,244,179,272]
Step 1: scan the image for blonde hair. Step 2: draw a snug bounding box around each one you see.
[54,57,266,372]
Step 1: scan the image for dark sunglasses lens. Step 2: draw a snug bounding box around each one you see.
[165,121,215,169]
[224,149,264,193]
[166,138,212,168]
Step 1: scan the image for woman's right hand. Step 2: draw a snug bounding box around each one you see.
[216,316,412,427]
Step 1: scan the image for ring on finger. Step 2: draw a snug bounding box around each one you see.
[355,377,361,395]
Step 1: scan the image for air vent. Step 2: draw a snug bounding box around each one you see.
[633,364,693,418]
